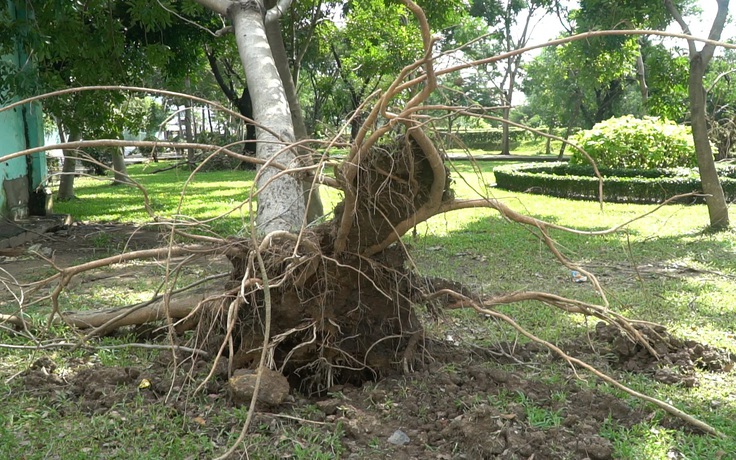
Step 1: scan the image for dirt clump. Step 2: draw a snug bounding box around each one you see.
[588,322,735,386]
[228,367,290,406]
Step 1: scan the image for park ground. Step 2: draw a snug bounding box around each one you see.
[1,157,735,459]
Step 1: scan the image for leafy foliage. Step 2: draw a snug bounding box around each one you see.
[570,115,696,169]
[644,44,689,121]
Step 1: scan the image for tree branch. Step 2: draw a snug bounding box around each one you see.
[0,314,27,330]
[701,0,731,65]
[265,0,292,24]
[206,50,238,104]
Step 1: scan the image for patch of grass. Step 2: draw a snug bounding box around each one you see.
[54,163,257,236]
[515,391,563,430]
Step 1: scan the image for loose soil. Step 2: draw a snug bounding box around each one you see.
[2,223,733,459]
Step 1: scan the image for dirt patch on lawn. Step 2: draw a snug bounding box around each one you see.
[15,344,649,460]
[0,222,172,283]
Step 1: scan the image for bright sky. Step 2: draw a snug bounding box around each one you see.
[526,0,734,49]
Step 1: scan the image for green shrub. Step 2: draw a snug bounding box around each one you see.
[570,115,696,169]
[493,162,736,204]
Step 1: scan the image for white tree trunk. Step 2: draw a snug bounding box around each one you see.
[229,0,305,233]
[265,13,324,222]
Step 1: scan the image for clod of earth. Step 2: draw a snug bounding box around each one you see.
[592,322,735,386]
[228,368,291,406]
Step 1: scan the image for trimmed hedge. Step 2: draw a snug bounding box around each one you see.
[493,162,736,204]
[440,128,529,150]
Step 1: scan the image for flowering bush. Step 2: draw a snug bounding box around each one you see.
[570,116,696,169]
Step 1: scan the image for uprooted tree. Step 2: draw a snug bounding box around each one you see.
[3,0,734,449]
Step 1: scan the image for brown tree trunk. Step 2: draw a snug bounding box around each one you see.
[666,0,730,230]
[636,39,648,108]
[690,56,730,229]
[500,105,511,155]
[111,147,129,186]
[184,86,195,167]
[57,126,80,201]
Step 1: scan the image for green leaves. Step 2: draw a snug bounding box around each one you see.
[126,0,174,32]
[644,44,689,121]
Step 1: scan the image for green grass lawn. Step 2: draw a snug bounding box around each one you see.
[6,158,736,459]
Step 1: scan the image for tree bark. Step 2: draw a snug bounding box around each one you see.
[57,126,81,201]
[635,38,648,108]
[265,16,307,141]
[500,104,511,155]
[184,78,195,166]
[265,13,324,221]
[689,56,730,229]
[111,147,129,185]
[229,0,305,233]
[500,56,521,156]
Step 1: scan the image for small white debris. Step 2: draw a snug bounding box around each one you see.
[387,430,410,446]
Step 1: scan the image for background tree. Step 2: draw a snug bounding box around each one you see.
[522,45,585,157]
[705,48,736,160]
[665,0,731,230]
[468,0,555,155]
[3,0,214,199]
[571,0,692,110]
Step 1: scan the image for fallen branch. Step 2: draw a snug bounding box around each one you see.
[61,289,217,332]
[0,313,27,330]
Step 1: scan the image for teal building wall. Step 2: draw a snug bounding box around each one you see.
[0,0,47,218]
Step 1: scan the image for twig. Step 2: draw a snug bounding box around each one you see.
[214,229,278,460]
